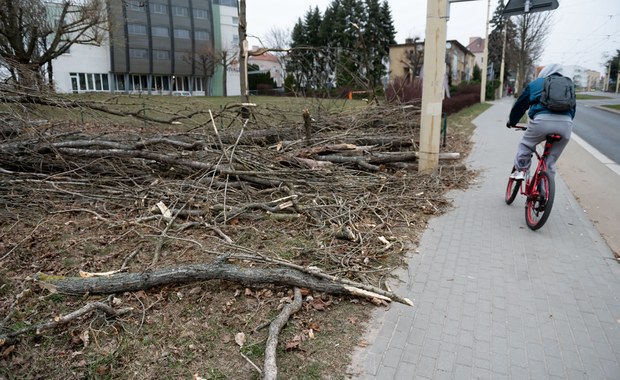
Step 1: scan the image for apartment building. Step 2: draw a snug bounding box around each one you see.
[52,0,240,96]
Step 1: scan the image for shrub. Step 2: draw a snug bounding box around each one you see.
[385,77,422,104]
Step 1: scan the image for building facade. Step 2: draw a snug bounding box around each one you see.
[388,38,475,86]
[52,0,240,96]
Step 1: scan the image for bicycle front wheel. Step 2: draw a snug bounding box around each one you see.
[505,167,520,205]
[525,171,555,230]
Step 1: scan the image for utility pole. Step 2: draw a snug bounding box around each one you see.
[609,57,620,94]
[479,0,491,102]
[499,17,507,98]
[418,0,448,172]
[605,62,611,92]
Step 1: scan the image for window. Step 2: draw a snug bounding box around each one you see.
[173,6,188,17]
[151,3,167,14]
[174,29,190,39]
[70,73,109,92]
[151,26,169,37]
[152,75,170,91]
[153,50,170,60]
[194,77,204,92]
[128,24,147,35]
[194,30,209,40]
[131,75,148,91]
[129,48,148,59]
[231,16,238,25]
[214,0,237,7]
[78,73,86,90]
[193,9,208,19]
[127,1,145,12]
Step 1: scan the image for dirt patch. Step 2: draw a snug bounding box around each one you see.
[0,98,488,379]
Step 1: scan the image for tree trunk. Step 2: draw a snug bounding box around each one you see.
[33,261,412,306]
[238,0,249,103]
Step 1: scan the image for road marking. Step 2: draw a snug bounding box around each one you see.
[572,133,620,176]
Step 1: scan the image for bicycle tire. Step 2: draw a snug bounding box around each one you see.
[525,171,555,230]
[505,167,520,205]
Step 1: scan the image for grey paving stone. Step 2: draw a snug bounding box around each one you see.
[347,98,620,379]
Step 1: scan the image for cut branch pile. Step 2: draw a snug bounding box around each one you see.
[0,88,473,377]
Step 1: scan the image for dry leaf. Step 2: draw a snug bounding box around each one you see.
[235,332,246,348]
[221,334,231,344]
[285,335,302,351]
[358,340,370,347]
[308,329,315,339]
[1,345,15,358]
[307,322,321,332]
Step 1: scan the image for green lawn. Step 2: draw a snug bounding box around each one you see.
[576,94,613,100]
[602,104,620,111]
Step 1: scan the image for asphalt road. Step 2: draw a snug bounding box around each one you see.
[557,92,620,258]
[573,93,620,164]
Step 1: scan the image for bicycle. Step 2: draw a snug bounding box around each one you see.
[504,125,562,230]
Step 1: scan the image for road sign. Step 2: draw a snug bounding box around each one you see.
[503,0,559,16]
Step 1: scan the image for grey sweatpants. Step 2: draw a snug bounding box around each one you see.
[514,114,573,177]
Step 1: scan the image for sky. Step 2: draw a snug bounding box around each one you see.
[245,0,620,74]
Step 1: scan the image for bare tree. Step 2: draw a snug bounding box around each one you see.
[511,11,551,93]
[400,38,424,82]
[0,0,106,89]
[238,0,249,102]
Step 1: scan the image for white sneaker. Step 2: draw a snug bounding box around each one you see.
[510,170,526,180]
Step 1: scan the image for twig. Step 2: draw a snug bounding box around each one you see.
[240,351,263,375]
[0,302,133,346]
[0,219,49,262]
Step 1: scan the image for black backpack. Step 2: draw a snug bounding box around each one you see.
[540,74,576,112]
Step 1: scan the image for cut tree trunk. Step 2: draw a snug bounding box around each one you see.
[34,261,412,306]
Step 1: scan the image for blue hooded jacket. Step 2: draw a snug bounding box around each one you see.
[508,64,576,126]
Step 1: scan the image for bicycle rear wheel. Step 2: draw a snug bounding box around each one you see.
[525,171,555,230]
[505,167,520,205]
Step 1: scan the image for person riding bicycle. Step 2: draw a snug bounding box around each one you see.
[506,63,576,180]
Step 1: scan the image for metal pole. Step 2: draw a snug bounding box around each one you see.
[418,0,448,172]
[480,0,491,102]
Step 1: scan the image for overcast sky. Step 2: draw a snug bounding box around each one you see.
[245,0,620,74]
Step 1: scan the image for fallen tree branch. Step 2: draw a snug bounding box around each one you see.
[263,287,302,380]
[33,260,412,305]
[0,301,133,347]
[228,252,414,307]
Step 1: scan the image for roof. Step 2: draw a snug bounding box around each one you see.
[466,37,485,54]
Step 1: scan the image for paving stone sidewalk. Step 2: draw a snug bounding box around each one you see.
[348,97,620,379]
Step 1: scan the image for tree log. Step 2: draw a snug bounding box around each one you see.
[33,261,411,305]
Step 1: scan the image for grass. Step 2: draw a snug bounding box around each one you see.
[602,104,620,111]
[576,94,613,100]
[5,93,368,130]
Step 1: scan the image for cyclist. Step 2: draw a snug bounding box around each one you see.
[506,63,576,180]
